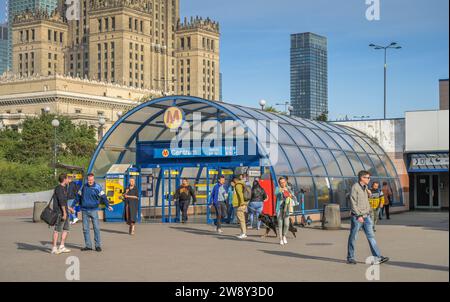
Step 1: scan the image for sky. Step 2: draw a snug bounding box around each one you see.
[1,0,448,120]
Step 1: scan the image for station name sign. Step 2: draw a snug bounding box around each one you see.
[154,146,238,159]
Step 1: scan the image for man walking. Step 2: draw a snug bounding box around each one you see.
[209,175,228,233]
[51,173,72,255]
[76,173,112,252]
[232,175,247,239]
[347,171,389,265]
[174,178,197,223]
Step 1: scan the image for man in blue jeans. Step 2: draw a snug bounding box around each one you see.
[347,170,389,265]
[75,173,112,252]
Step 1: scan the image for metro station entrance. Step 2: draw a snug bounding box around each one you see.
[138,164,271,224]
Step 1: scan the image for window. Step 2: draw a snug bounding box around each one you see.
[112,17,115,30]
[98,18,102,32]
[48,29,51,41]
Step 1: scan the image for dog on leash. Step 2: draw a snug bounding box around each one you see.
[258,214,298,238]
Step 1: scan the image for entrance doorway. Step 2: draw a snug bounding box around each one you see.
[415,174,441,209]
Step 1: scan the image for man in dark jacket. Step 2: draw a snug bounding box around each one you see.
[75,173,112,252]
[174,178,197,223]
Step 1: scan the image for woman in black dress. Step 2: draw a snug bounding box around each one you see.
[124,178,139,235]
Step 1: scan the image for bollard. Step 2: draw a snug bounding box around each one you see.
[322,203,341,230]
[33,201,49,223]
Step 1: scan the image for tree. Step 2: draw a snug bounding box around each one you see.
[0,115,97,193]
[264,106,281,113]
[315,111,329,122]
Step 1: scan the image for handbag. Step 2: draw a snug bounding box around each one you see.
[40,194,59,226]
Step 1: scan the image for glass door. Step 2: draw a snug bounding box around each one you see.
[161,168,180,223]
[415,174,440,209]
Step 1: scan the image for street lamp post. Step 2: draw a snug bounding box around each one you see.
[51,119,60,178]
[369,42,402,119]
[98,117,106,141]
[259,99,267,110]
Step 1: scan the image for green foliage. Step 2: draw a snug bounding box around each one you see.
[315,111,329,122]
[0,114,96,193]
[264,106,281,113]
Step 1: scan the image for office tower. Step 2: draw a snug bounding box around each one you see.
[290,32,328,119]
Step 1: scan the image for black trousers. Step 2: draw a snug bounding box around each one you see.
[384,204,390,219]
[213,202,227,230]
[178,200,190,222]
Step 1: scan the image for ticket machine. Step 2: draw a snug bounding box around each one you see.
[104,164,140,222]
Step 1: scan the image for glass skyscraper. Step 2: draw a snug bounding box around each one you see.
[0,24,7,75]
[6,0,59,70]
[290,32,328,120]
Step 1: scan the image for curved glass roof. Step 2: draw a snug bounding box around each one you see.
[89,96,403,211]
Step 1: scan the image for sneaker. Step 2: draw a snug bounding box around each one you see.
[248,226,253,230]
[81,247,93,252]
[51,247,61,255]
[280,240,285,246]
[95,247,102,252]
[237,234,247,239]
[374,256,390,265]
[347,259,357,265]
[283,236,288,245]
[72,218,79,224]
[58,246,71,253]
[217,229,223,234]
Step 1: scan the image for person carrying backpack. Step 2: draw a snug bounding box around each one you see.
[247,179,268,230]
[232,175,248,239]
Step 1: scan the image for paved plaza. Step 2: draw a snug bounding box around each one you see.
[0,209,448,282]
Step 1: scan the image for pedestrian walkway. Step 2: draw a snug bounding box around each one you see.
[0,209,448,282]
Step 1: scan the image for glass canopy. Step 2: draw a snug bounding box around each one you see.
[89,96,403,212]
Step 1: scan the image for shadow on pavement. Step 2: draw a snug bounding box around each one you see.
[100,228,129,235]
[260,250,449,272]
[170,226,279,245]
[385,261,449,272]
[15,241,83,253]
[259,250,350,264]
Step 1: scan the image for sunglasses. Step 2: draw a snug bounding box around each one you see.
[362,176,371,179]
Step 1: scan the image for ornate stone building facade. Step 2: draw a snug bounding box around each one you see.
[1,0,221,131]
[7,0,220,98]
[176,17,220,101]
[0,73,161,133]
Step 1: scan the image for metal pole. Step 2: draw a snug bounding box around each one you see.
[54,127,57,178]
[384,48,387,120]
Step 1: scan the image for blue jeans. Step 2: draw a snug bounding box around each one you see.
[82,210,101,249]
[248,201,264,229]
[68,199,80,221]
[347,215,381,261]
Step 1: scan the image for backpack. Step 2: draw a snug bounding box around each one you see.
[243,184,252,202]
[40,194,59,226]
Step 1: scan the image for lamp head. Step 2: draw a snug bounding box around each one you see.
[51,119,60,128]
[259,99,267,107]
